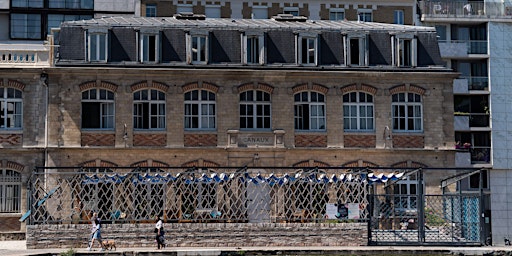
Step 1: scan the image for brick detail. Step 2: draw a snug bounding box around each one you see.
[182,159,220,167]
[0,134,22,146]
[293,160,330,167]
[340,84,378,95]
[131,160,169,167]
[133,133,167,147]
[344,134,376,148]
[131,81,169,92]
[79,160,118,167]
[237,82,274,94]
[340,84,357,94]
[391,161,427,168]
[182,82,219,93]
[184,134,217,147]
[293,83,329,94]
[392,135,425,148]
[342,160,379,167]
[26,223,367,249]
[0,160,25,172]
[294,135,327,147]
[389,84,426,95]
[79,81,119,92]
[81,133,115,147]
[7,80,26,91]
[0,217,21,232]
[389,84,407,95]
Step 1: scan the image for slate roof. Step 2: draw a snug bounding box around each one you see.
[62,16,436,33]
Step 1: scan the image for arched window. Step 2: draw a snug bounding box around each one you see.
[392,92,422,132]
[294,91,325,131]
[133,89,166,130]
[0,169,21,213]
[343,91,374,132]
[184,89,216,130]
[239,90,271,129]
[81,88,114,129]
[0,88,23,129]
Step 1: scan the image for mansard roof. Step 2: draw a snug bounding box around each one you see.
[62,16,436,33]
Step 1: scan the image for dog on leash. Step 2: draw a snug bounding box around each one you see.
[101,240,116,251]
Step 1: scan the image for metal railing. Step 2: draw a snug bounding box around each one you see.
[438,40,488,55]
[421,0,512,18]
[26,167,377,225]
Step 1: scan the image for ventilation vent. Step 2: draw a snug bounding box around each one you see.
[174,12,206,20]
[272,14,307,22]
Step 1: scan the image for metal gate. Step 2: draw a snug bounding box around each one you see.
[368,168,485,246]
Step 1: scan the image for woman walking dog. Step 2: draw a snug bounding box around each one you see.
[87,212,104,251]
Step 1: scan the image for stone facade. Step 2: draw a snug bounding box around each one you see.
[0,17,458,245]
[26,223,366,249]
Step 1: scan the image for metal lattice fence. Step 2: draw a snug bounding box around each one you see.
[26,167,381,225]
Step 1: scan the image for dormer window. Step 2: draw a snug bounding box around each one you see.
[392,33,417,67]
[86,29,108,62]
[344,34,368,66]
[297,33,318,66]
[138,30,160,63]
[242,31,265,65]
[187,31,209,64]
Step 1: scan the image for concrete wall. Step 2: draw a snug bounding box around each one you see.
[26,223,367,249]
[488,21,512,246]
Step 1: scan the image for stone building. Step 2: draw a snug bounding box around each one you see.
[2,15,483,247]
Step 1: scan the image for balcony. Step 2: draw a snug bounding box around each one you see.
[453,77,488,93]
[455,147,491,166]
[0,42,52,68]
[421,0,512,19]
[438,40,487,57]
[454,113,489,130]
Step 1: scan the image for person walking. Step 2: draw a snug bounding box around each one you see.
[87,212,104,251]
[155,215,165,249]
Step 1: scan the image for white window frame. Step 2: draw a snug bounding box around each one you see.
[242,31,265,65]
[239,90,271,130]
[0,88,23,130]
[186,32,209,64]
[283,7,299,16]
[393,173,419,211]
[133,89,166,130]
[391,92,423,132]
[297,33,318,66]
[357,9,372,22]
[138,30,160,63]
[146,4,157,17]
[86,29,108,62]
[294,91,326,131]
[344,34,368,66]
[0,169,21,213]
[343,91,374,132]
[391,33,417,67]
[81,88,115,130]
[329,8,345,20]
[184,89,216,130]
[394,10,404,24]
